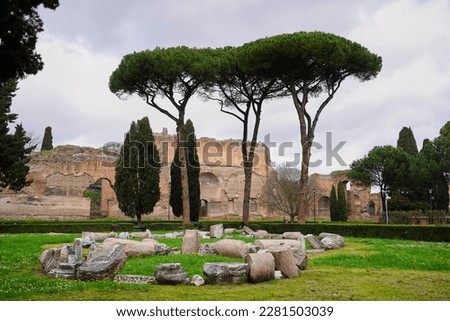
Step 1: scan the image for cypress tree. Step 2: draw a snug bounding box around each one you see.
[329,185,338,221]
[41,126,53,150]
[337,181,348,221]
[170,119,201,221]
[114,117,160,228]
[397,126,418,156]
[0,78,33,191]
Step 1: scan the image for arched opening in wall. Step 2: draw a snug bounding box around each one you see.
[341,180,351,191]
[368,200,376,215]
[200,199,209,218]
[199,172,220,200]
[83,178,107,218]
[318,196,330,219]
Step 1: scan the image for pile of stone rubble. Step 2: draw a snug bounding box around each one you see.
[39,224,344,286]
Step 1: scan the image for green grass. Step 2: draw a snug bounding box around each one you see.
[0,233,449,301]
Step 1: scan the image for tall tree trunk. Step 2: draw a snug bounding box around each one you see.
[242,161,252,226]
[177,118,190,227]
[298,141,311,224]
[292,85,311,224]
[380,190,387,224]
[180,157,190,226]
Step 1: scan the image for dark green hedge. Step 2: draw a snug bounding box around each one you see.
[0,220,448,242]
[244,222,450,242]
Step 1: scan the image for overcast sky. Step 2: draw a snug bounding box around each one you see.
[12,0,450,174]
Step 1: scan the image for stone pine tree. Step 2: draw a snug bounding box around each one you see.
[114,117,161,228]
[397,127,418,156]
[202,46,283,226]
[110,47,218,226]
[336,181,348,221]
[41,126,53,151]
[329,185,338,221]
[0,79,34,191]
[170,119,201,222]
[240,32,382,224]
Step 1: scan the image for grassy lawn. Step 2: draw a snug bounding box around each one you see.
[0,233,449,301]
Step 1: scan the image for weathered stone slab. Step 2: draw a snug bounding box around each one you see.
[155,263,189,285]
[267,245,299,278]
[190,274,205,286]
[254,238,307,270]
[164,232,183,239]
[224,228,236,234]
[80,237,94,248]
[318,233,345,249]
[39,248,61,274]
[73,238,83,263]
[203,263,248,284]
[142,239,170,255]
[243,226,255,235]
[77,244,127,281]
[245,252,275,283]
[253,230,270,239]
[130,229,152,239]
[102,238,157,257]
[210,224,224,238]
[214,239,249,258]
[81,232,112,242]
[114,275,156,284]
[181,230,202,254]
[118,232,129,239]
[198,243,217,256]
[305,234,324,249]
[283,232,303,240]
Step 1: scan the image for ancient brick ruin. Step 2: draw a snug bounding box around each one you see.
[0,129,383,221]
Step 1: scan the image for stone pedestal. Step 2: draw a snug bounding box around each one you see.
[155,263,190,285]
[210,224,224,238]
[77,244,127,281]
[267,246,299,278]
[245,252,275,283]
[203,263,248,284]
[181,230,202,254]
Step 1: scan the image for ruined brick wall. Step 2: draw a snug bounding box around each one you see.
[308,172,383,222]
[0,131,271,220]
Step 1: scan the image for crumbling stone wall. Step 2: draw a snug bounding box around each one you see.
[0,131,271,220]
[308,172,382,222]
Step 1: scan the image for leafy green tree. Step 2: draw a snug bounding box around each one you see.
[0,79,34,191]
[170,119,201,222]
[239,32,382,223]
[114,117,161,228]
[110,46,218,226]
[41,126,53,151]
[434,121,450,185]
[397,126,418,156]
[409,139,449,211]
[348,145,410,223]
[329,184,338,221]
[0,0,59,85]
[202,46,283,226]
[336,181,348,221]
